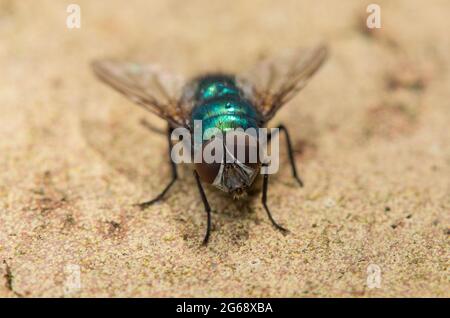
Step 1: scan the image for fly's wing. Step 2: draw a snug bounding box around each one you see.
[237,45,328,122]
[92,60,189,128]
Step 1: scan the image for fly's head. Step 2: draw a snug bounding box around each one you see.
[194,130,261,198]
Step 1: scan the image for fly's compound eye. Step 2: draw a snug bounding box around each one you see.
[194,138,224,184]
[224,131,260,168]
[195,162,221,184]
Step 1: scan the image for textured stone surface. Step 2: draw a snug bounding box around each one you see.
[0,0,448,297]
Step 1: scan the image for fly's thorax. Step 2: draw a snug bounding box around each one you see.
[191,98,260,139]
[188,74,262,139]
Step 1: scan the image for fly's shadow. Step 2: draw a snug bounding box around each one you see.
[79,106,168,191]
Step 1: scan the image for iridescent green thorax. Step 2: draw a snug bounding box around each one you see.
[191,75,261,140]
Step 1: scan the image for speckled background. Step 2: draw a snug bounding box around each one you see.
[0,0,448,297]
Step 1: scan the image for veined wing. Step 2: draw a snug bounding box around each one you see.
[237,45,328,122]
[92,60,189,128]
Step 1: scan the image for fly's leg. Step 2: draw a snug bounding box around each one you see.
[140,118,166,135]
[268,124,304,187]
[137,126,177,209]
[194,170,212,245]
[261,163,289,233]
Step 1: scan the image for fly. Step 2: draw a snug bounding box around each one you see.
[91,45,328,244]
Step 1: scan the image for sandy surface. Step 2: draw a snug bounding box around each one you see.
[0,0,448,297]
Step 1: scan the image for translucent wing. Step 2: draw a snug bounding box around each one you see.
[237,45,328,122]
[91,60,189,127]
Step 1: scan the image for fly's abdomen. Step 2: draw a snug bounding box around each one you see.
[190,75,261,140]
